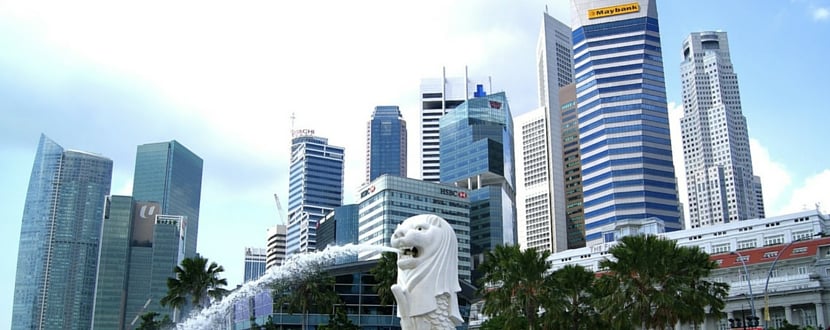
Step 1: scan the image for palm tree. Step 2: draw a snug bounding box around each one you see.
[543,264,605,330]
[135,312,173,330]
[272,267,340,329]
[596,235,729,329]
[160,255,229,319]
[476,244,553,330]
[369,252,398,307]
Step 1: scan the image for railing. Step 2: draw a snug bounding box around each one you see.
[727,273,818,296]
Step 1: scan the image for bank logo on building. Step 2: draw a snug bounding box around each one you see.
[588,2,640,19]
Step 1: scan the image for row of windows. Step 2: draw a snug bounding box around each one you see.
[581,145,672,166]
[580,122,670,145]
[574,43,661,67]
[582,156,674,177]
[572,17,659,46]
[584,190,677,209]
[582,167,675,187]
[579,112,669,135]
[578,93,668,121]
[583,178,676,200]
[581,134,671,155]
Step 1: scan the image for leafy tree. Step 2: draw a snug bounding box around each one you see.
[135,312,173,330]
[160,255,229,318]
[477,245,553,330]
[543,264,606,330]
[319,304,359,330]
[596,235,729,329]
[272,266,340,329]
[369,252,398,306]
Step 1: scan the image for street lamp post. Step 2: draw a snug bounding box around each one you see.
[762,240,795,329]
[731,250,757,324]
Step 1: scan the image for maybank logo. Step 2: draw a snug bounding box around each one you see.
[588,2,640,19]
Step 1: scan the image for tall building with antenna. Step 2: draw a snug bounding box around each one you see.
[680,31,764,227]
[286,122,345,255]
[420,67,491,182]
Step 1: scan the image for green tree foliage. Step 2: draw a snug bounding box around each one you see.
[135,312,173,330]
[369,252,398,306]
[596,235,729,329]
[319,304,359,330]
[271,265,340,329]
[543,264,606,330]
[160,255,229,315]
[477,245,552,330]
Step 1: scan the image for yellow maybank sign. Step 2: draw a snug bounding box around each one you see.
[588,2,640,19]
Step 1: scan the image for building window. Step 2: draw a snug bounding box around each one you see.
[792,247,808,254]
[764,235,784,246]
[712,243,731,254]
[737,239,756,250]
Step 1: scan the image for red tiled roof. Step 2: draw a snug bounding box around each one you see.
[710,237,830,268]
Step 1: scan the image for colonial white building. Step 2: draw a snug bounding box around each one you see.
[549,209,830,329]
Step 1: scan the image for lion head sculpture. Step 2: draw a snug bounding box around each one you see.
[390,214,463,326]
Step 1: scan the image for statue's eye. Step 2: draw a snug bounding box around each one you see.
[416,226,424,231]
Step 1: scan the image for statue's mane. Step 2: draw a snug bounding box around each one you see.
[396,214,462,323]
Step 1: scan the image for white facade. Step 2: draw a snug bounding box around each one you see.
[265,224,286,270]
[549,210,828,272]
[420,68,490,182]
[514,12,574,253]
[516,108,568,253]
[680,31,764,228]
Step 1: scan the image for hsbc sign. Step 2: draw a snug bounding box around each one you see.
[439,188,468,199]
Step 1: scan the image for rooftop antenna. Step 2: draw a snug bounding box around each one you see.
[545,4,548,13]
[290,112,296,131]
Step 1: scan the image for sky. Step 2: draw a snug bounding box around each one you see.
[1,0,829,327]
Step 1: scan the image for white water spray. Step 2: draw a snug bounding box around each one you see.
[177,244,399,330]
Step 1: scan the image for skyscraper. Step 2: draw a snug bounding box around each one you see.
[12,134,113,330]
[680,31,764,227]
[286,131,344,255]
[92,197,188,327]
[571,0,682,244]
[243,247,267,282]
[131,140,203,258]
[420,68,491,182]
[440,91,516,273]
[516,12,576,253]
[559,84,586,249]
[366,106,407,181]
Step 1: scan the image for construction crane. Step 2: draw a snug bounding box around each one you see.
[274,193,286,225]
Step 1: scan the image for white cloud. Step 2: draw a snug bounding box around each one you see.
[781,170,830,214]
[749,138,793,216]
[813,7,830,21]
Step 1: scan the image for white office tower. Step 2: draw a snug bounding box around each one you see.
[516,12,574,253]
[680,31,764,228]
[420,68,491,182]
[265,224,286,269]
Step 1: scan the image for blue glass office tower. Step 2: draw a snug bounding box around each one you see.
[243,247,267,282]
[366,106,407,181]
[132,140,203,258]
[287,133,344,255]
[571,0,681,244]
[12,134,113,330]
[439,91,516,269]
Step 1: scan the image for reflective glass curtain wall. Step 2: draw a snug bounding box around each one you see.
[12,134,113,330]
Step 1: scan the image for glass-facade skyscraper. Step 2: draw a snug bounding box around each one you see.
[12,134,113,330]
[420,68,491,182]
[243,247,267,282]
[571,0,681,244]
[680,31,764,228]
[132,140,203,259]
[439,91,516,274]
[287,133,344,255]
[366,106,407,181]
[92,198,187,327]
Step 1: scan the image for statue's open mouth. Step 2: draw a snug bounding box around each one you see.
[400,246,419,258]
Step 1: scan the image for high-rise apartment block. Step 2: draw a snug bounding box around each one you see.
[571,0,682,244]
[286,131,344,255]
[516,12,576,253]
[12,134,113,330]
[680,31,764,228]
[265,224,286,270]
[244,247,267,282]
[420,68,491,182]
[357,174,472,282]
[366,106,407,181]
[131,140,203,258]
[439,91,516,272]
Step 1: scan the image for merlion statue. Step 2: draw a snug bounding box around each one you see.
[390,214,463,329]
